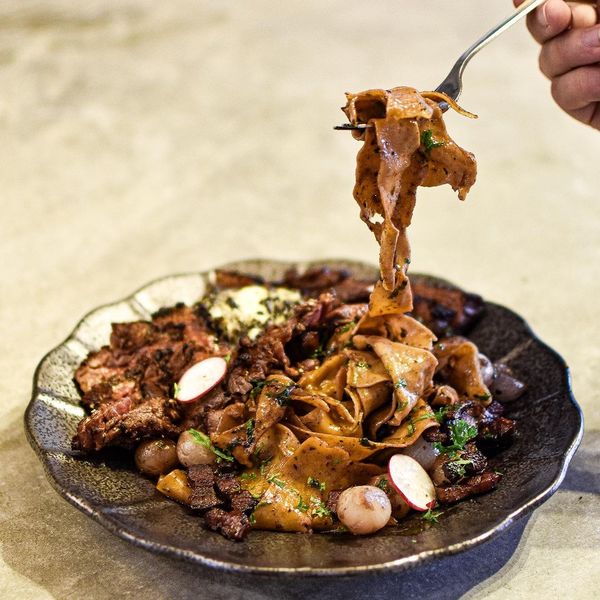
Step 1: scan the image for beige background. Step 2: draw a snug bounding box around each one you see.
[1,1,599,598]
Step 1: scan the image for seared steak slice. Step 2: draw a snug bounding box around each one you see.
[188,468,256,541]
[436,471,501,504]
[204,508,251,541]
[282,266,374,303]
[214,270,265,289]
[72,304,227,452]
[72,396,181,452]
[188,465,221,511]
[227,293,338,396]
[411,280,484,336]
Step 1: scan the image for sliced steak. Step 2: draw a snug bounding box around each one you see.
[436,471,501,504]
[411,280,484,336]
[226,293,338,396]
[72,396,181,452]
[281,266,374,303]
[188,465,221,511]
[204,508,251,541]
[72,304,228,452]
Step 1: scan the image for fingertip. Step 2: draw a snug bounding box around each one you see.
[526,0,573,43]
[541,0,571,33]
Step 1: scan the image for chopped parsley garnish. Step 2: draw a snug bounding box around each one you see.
[267,383,295,406]
[421,129,445,153]
[359,437,375,448]
[422,507,443,523]
[266,473,286,489]
[310,497,332,519]
[296,497,310,512]
[339,321,356,334]
[446,458,473,478]
[376,477,389,492]
[404,257,411,265]
[188,429,234,463]
[245,419,255,442]
[475,393,491,402]
[355,360,371,370]
[406,423,416,436]
[223,353,231,363]
[172,382,181,398]
[240,471,257,481]
[433,419,478,457]
[250,379,266,398]
[307,476,326,492]
[259,456,273,475]
[310,339,327,359]
[249,512,256,525]
[433,406,450,424]
[394,378,408,389]
[449,419,478,448]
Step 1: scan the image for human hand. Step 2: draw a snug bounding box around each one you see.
[515,0,600,129]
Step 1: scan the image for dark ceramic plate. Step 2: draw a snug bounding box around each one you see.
[25,259,583,575]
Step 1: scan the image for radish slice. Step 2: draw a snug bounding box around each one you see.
[175,357,227,403]
[388,454,437,512]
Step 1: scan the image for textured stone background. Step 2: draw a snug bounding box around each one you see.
[1,1,599,598]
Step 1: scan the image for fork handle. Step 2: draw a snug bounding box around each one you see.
[436,0,547,99]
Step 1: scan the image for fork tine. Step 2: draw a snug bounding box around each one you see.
[334,99,449,130]
[333,123,370,131]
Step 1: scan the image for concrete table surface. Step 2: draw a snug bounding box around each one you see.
[1,1,598,598]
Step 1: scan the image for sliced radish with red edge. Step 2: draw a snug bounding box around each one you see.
[175,357,227,403]
[388,453,437,512]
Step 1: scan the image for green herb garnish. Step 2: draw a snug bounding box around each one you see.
[422,508,443,523]
[433,406,450,424]
[296,497,310,512]
[250,379,266,398]
[394,378,408,389]
[259,456,273,475]
[172,382,181,398]
[240,471,257,481]
[433,419,478,457]
[355,360,371,370]
[339,321,356,334]
[307,476,326,492]
[359,437,375,448]
[376,477,389,492]
[245,419,255,442]
[188,429,234,463]
[310,497,332,519]
[449,419,478,448]
[447,458,473,478]
[421,129,445,153]
[266,473,286,489]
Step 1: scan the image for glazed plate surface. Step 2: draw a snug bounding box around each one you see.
[24,259,583,575]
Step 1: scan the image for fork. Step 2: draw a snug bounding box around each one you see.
[335,0,547,130]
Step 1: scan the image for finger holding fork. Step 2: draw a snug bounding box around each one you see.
[515,0,600,129]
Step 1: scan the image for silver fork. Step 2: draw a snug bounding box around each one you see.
[335,0,546,131]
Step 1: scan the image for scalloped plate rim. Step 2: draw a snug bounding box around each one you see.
[24,258,584,576]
